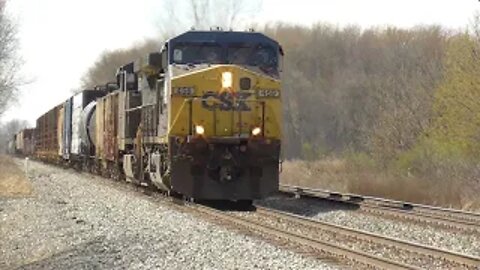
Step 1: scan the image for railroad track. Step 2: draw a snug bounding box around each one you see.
[188,203,480,270]
[31,160,479,269]
[84,173,480,269]
[279,184,480,233]
[189,203,412,269]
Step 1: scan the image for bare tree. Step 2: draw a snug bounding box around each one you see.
[0,0,22,117]
[83,0,262,89]
[159,0,262,34]
[80,39,159,89]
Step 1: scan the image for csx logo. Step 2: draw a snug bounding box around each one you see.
[201,91,252,111]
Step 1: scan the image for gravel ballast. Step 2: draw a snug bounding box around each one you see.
[0,160,337,270]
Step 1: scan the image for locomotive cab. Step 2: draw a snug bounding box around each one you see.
[125,30,283,202]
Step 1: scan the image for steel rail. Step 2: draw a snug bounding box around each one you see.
[255,206,480,269]
[190,203,420,270]
[279,184,480,232]
[358,204,480,232]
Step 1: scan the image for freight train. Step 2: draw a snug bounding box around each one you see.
[10,30,284,205]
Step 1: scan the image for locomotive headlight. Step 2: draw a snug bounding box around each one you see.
[195,125,205,135]
[222,72,233,89]
[252,127,262,136]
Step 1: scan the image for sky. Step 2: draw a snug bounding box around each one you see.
[3,0,480,124]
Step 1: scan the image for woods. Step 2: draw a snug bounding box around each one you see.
[269,22,480,208]
[80,40,159,89]
[265,24,446,162]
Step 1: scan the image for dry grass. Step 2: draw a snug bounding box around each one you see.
[281,158,480,212]
[0,155,33,197]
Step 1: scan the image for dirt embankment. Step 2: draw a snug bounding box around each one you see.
[0,155,32,197]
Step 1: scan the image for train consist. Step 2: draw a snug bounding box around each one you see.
[11,30,284,204]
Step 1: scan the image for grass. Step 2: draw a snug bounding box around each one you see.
[0,155,33,197]
[281,158,480,212]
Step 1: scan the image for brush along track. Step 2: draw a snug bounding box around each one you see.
[279,185,480,233]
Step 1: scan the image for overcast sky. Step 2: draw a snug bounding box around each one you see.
[3,0,480,124]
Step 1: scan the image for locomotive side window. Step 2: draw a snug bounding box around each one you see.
[173,49,182,62]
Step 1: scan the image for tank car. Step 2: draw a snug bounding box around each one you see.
[67,89,107,168]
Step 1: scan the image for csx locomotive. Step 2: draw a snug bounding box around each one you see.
[12,30,284,204]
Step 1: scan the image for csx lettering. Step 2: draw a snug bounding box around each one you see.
[201,91,252,111]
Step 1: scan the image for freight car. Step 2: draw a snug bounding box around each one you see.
[66,89,108,170]
[7,137,16,155]
[8,135,15,154]
[14,128,36,156]
[35,105,63,161]
[17,30,284,205]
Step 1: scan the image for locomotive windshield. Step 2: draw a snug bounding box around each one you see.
[227,44,277,69]
[171,42,278,71]
[172,43,223,64]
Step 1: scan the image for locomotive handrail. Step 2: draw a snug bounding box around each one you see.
[125,105,142,112]
[168,99,189,135]
[125,103,155,112]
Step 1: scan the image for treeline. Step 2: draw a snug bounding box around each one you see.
[267,22,480,191]
[81,40,159,88]
[266,24,446,162]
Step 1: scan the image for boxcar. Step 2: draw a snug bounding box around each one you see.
[35,105,62,161]
[15,128,35,156]
[96,91,121,176]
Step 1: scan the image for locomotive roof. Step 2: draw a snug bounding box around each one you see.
[169,31,280,48]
